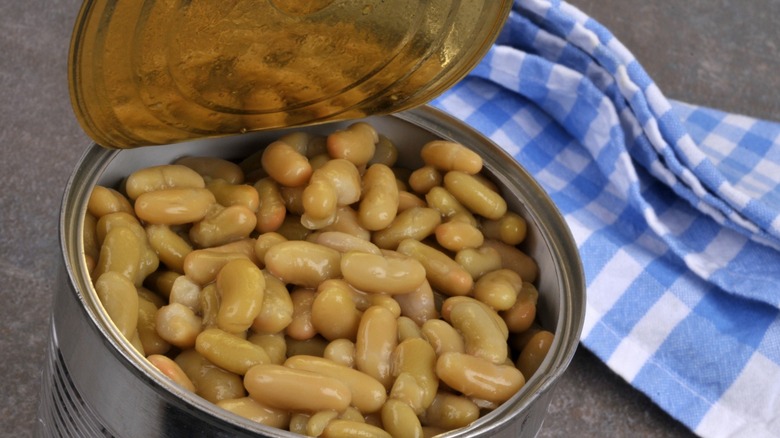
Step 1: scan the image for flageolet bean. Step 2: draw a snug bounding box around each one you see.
[481,212,527,246]
[313,158,362,206]
[372,207,441,250]
[408,165,442,195]
[279,186,305,215]
[306,410,340,437]
[93,226,143,285]
[302,176,338,223]
[87,186,134,217]
[441,296,509,339]
[125,164,206,200]
[455,246,503,280]
[253,177,286,233]
[368,134,398,167]
[169,274,202,313]
[207,238,259,265]
[175,349,245,403]
[321,206,370,241]
[397,190,427,212]
[327,122,378,168]
[244,364,352,413]
[264,241,342,288]
[145,224,193,274]
[391,338,438,413]
[443,171,506,220]
[324,338,356,368]
[356,306,398,389]
[516,330,554,379]
[396,239,473,297]
[189,204,257,248]
[321,420,391,438]
[250,272,294,335]
[480,239,539,283]
[501,281,539,333]
[434,220,484,252]
[286,355,388,414]
[183,249,250,285]
[275,215,311,241]
[216,258,265,333]
[286,288,317,341]
[216,397,290,429]
[156,302,202,349]
[95,211,145,245]
[358,164,399,231]
[311,280,362,341]
[382,399,424,438]
[311,231,382,255]
[420,140,482,175]
[425,186,477,225]
[421,319,465,356]
[447,301,508,364]
[195,328,271,375]
[422,391,480,431]
[147,354,195,392]
[341,251,426,295]
[397,316,423,342]
[253,232,287,267]
[436,352,525,404]
[392,279,439,326]
[261,140,312,187]
[95,271,139,339]
[206,179,260,212]
[175,156,244,184]
[135,188,216,225]
[247,333,287,365]
[143,270,180,299]
[473,269,523,311]
[199,283,219,330]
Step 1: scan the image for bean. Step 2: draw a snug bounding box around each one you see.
[175,349,245,403]
[261,140,312,187]
[253,178,286,233]
[286,355,388,414]
[286,335,329,358]
[189,204,257,248]
[175,156,244,184]
[382,399,424,438]
[199,283,219,330]
[250,272,294,335]
[321,420,391,438]
[279,185,305,215]
[408,165,442,195]
[397,190,427,212]
[95,211,145,245]
[155,302,202,349]
[93,226,142,285]
[183,249,250,285]
[420,140,482,175]
[324,338,356,368]
[481,212,527,246]
[143,270,179,299]
[393,279,439,326]
[136,285,166,309]
[480,239,539,283]
[355,306,398,389]
[341,251,426,295]
[422,391,480,431]
[443,171,506,220]
[302,176,338,222]
[125,164,205,200]
[397,316,423,342]
[264,241,342,288]
[434,220,484,252]
[286,288,317,341]
[312,231,382,255]
[206,179,259,212]
[207,238,259,265]
[288,414,310,436]
[436,352,524,404]
[441,296,509,340]
[372,207,441,250]
[358,164,398,231]
[447,301,508,364]
[455,246,502,280]
[368,134,398,167]
[135,187,216,225]
[275,214,311,241]
[147,354,195,392]
[247,333,287,365]
[169,274,202,313]
[278,131,317,156]
[473,269,523,311]
[327,122,378,168]
[321,206,370,241]
[145,224,193,274]
[306,410,340,437]
[313,158,362,206]
[396,239,473,297]
[253,232,287,268]
[311,280,362,341]
[516,330,554,379]
[216,258,265,333]
[390,338,438,413]
[421,319,465,356]
[94,271,139,339]
[216,397,290,429]
[195,328,271,375]
[425,186,476,224]
[244,364,352,413]
[501,281,539,333]
[87,186,134,217]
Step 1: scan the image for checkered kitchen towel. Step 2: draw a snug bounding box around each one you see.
[432,1,780,437]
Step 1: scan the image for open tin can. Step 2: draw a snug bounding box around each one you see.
[37,106,584,437]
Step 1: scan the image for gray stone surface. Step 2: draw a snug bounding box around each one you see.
[1,1,775,437]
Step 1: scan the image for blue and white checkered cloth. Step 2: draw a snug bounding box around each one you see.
[432,1,780,437]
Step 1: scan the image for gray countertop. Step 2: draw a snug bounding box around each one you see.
[2,1,776,437]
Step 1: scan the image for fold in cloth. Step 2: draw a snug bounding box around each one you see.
[431,1,780,437]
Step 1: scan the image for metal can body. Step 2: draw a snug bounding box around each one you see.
[37,106,585,437]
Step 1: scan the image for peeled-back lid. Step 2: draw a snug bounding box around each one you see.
[68,0,512,149]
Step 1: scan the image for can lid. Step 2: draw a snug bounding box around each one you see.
[68,1,512,149]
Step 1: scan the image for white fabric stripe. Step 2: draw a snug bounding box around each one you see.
[695,352,780,438]
[607,292,690,381]
[682,226,746,279]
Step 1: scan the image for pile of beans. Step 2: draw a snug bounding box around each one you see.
[84,122,555,437]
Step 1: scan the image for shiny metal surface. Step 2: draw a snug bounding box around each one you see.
[37,105,585,437]
[68,0,512,148]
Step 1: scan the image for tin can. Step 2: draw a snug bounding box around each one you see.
[36,105,585,437]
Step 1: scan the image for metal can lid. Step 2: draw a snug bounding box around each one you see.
[68,0,512,149]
